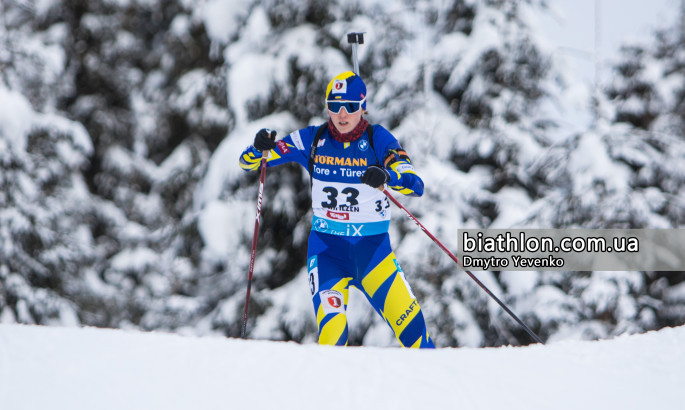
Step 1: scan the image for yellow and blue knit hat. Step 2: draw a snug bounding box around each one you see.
[325,71,367,110]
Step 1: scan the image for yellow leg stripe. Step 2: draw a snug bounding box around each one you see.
[318,313,347,345]
[330,278,351,302]
[383,274,419,335]
[316,303,326,325]
[361,253,397,298]
[394,324,427,348]
[409,336,423,348]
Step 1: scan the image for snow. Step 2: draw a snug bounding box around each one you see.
[196,111,300,207]
[0,88,33,152]
[201,0,251,44]
[110,247,159,272]
[227,53,281,125]
[539,0,675,84]
[1,323,684,410]
[534,0,675,132]
[569,130,632,196]
[197,198,253,258]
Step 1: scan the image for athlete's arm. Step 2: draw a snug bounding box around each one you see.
[368,126,424,197]
[239,128,312,171]
[382,147,424,197]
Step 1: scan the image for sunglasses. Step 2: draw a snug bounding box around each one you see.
[326,99,365,114]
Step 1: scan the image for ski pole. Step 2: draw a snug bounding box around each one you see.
[382,188,544,345]
[241,150,269,339]
[347,32,364,75]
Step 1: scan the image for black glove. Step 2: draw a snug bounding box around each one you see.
[360,165,390,188]
[254,129,277,151]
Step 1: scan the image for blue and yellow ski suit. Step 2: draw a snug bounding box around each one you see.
[240,123,435,348]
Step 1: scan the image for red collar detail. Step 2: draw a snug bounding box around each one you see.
[327,118,369,143]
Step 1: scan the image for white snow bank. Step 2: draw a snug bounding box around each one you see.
[0,324,683,410]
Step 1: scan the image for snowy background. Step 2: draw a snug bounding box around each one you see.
[1,0,685,350]
[543,0,676,83]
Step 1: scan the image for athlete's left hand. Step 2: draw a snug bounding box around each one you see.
[360,165,390,188]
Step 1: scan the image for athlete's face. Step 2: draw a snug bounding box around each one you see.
[328,106,363,134]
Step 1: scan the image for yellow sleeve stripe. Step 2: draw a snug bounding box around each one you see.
[240,148,285,171]
[389,161,417,175]
[390,186,414,195]
[239,153,260,170]
[242,152,260,162]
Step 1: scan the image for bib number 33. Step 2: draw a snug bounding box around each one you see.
[321,186,359,209]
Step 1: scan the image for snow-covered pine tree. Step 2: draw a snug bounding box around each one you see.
[51,0,231,330]
[0,2,94,325]
[602,20,685,333]
[518,15,685,342]
[0,0,231,332]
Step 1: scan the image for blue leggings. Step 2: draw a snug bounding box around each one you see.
[307,231,434,348]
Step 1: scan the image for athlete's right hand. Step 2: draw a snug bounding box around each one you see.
[254,129,277,151]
